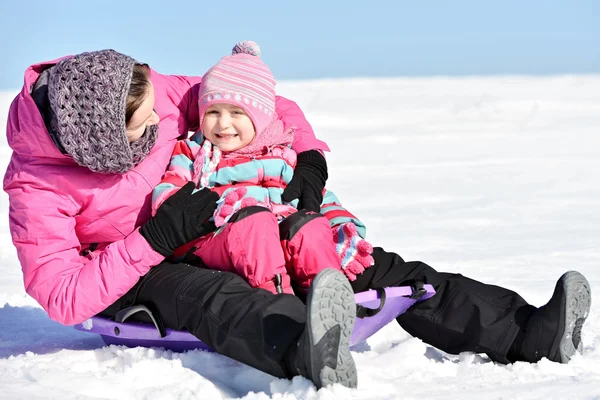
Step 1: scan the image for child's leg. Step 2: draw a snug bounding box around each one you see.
[279,210,342,291]
[193,206,293,294]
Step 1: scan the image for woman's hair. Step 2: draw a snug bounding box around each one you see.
[125,63,151,125]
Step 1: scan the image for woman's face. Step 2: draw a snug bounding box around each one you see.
[201,103,255,152]
[125,82,159,143]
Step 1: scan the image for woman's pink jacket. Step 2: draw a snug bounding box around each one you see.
[3,57,329,325]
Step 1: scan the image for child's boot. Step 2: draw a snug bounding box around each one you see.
[283,268,358,389]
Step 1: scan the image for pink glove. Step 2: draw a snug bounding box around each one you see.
[333,223,374,281]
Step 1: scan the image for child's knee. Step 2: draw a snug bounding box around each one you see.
[227,206,279,237]
[229,205,275,224]
[279,209,329,242]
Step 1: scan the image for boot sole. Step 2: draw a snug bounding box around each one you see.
[306,268,358,388]
[556,271,592,363]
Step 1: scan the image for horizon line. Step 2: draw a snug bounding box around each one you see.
[2,72,600,92]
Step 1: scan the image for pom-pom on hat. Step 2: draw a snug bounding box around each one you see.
[199,41,276,136]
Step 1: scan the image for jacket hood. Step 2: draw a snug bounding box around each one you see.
[6,57,75,163]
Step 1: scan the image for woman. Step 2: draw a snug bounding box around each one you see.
[4,49,591,389]
[3,49,357,389]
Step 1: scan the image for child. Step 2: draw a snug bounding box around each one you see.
[153,41,374,294]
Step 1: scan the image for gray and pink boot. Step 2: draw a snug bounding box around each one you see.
[284,268,358,389]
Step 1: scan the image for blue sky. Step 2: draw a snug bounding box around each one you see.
[0,0,598,90]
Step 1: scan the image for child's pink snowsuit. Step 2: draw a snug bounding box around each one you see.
[152,137,373,295]
[188,206,340,294]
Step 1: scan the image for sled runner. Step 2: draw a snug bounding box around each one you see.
[74,284,435,352]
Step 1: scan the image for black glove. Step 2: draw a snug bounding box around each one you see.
[282,150,328,213]
[140,182,219,257]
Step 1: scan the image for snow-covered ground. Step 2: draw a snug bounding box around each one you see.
[1,75,599,399]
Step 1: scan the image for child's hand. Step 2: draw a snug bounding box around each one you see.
[214,187,259,227]
[333,223,375,281]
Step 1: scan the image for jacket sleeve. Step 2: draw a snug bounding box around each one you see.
[152,139,198,214]
[320,190,367,238]
[5,184,165,326]
[275,96,330,154]
[152,71,203,133]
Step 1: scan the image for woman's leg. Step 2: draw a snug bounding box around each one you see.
[102,262,303,376]
[101,262,358,388]
[351,247,590,364]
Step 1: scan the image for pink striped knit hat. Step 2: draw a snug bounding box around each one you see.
[199,41,277,138]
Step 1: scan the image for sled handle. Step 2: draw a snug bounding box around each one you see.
[409,281,428,300]
[114,305,167,338]
[356,287,387,318]
[355,281,429,319]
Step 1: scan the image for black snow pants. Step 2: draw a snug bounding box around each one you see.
[351,248,534,363]
[101,247,535,378]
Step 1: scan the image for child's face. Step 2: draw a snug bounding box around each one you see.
[202,104,255,152]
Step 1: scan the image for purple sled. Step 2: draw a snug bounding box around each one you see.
[74,285,435,352]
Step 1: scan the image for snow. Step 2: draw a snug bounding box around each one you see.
[1,75,600,399]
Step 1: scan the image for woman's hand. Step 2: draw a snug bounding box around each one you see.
[141,182,219,256]
[282,150,328,213]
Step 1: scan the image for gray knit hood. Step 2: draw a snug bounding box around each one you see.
[47,49,157,174]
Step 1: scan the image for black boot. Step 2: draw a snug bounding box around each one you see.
[512,271,591,363]
[284,268,358,389]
